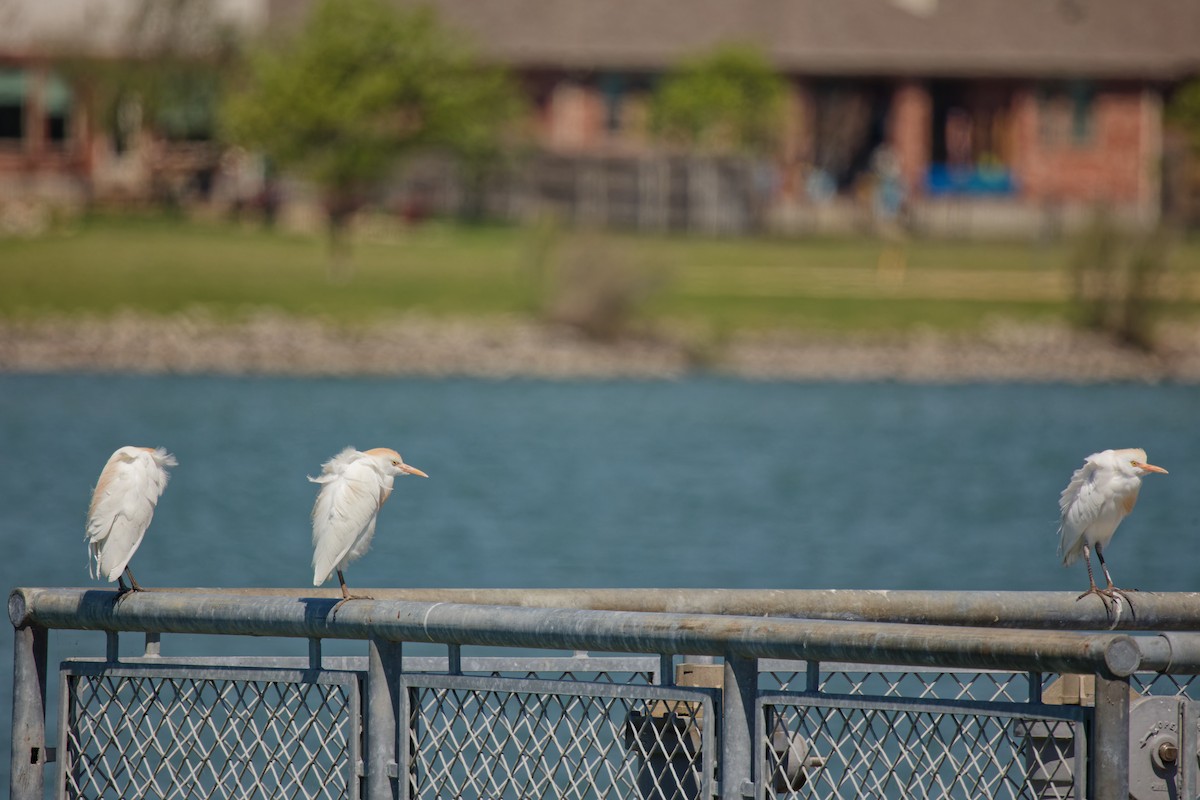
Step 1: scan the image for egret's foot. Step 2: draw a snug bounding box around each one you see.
[118,569,146,595]
[1076,585,1117,614]
[1105,587,1138,617]
[330,595,373,616]
[114,578,142,600]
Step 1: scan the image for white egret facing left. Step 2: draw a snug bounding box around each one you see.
[310,446,428,602]
[1058,447,1167,610]
[86,446,177,593]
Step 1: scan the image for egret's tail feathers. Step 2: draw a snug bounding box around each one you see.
[87,543,124,582]
[1059,540,1084,567]
[97,552,127,583]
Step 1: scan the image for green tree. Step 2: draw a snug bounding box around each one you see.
[1167,79,1200,154]
[221,0,521,275]
[650,44,786,153]
[1068,208,1172,351]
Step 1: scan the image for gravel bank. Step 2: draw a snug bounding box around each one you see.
[2,312,1198,382]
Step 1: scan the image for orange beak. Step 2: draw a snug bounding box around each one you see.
[1134,461,1168,475]
[400,464,429,478]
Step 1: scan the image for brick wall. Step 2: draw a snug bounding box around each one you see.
[1010,84,1157,208]
[890,80,932,198]
[545,81,607,152]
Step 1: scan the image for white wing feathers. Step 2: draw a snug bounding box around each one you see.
[310,450,386,586]
[86,447,174,582]
[1057,455,1137,567]
[309,447,362,485]
[1057,459,1098,566]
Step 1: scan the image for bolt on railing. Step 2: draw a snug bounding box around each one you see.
[12,587,1200,800]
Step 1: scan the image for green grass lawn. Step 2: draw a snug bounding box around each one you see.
[1,214,1197,332]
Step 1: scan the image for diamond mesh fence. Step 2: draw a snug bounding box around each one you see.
[60,663,359,800]
[402,674,714,800]
[59,657,1182,800]
[1133,671,1200,699]
[764,667,1035,704]
[760,696,1084,800]
[468,669,655,685]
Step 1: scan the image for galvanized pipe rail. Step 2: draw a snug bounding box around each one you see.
[7,586,1173,675]
[124,586,1200,631]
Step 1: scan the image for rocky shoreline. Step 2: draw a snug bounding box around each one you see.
[2,311,1198,382]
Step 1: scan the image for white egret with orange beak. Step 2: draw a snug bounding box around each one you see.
[1058,448,1167,609]
[310,446,428,601]
[86,446,177,593]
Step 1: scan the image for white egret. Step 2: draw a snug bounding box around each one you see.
[1058,448,1167,609]
[86,446,177,593]
[310,446,428,601]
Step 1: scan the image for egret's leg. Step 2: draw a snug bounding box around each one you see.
[1094,543,1135,591]
[125,568,144,593]
[1095,543,1137,613]
[1075,545,1115,613]
[1078,545,1102,594]
[330,570,371,615]
[116,575,130,595]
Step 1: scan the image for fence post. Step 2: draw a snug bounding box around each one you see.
[722,653,758,800]
[367,638,402,800]
[10,622,49,800]
[1092,669,1130,800]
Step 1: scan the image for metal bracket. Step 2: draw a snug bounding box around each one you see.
[29,746,55,765]
[1128,695,1189,800]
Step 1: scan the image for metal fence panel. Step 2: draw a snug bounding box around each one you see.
[757,693,1088,800]
[58,661,360,800]
[400,673,716,800]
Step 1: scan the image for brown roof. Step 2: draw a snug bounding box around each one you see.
[272,0,1200,80]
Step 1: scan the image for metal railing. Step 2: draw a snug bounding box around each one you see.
[10,587,1200,799]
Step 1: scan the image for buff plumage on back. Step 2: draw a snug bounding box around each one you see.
[86,446,177,582]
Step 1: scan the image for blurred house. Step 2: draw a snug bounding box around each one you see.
[353,0,1197,235]
[3,0,1198,236]
[0,0,267,221]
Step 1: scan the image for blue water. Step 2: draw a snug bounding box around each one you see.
[2,374,1199,790]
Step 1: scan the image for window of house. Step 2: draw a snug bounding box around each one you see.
[44,74,71,146]
[600,74,625,135]
[0,68,26,142]
[1039,81,1094,147]
[156,74,219,142]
